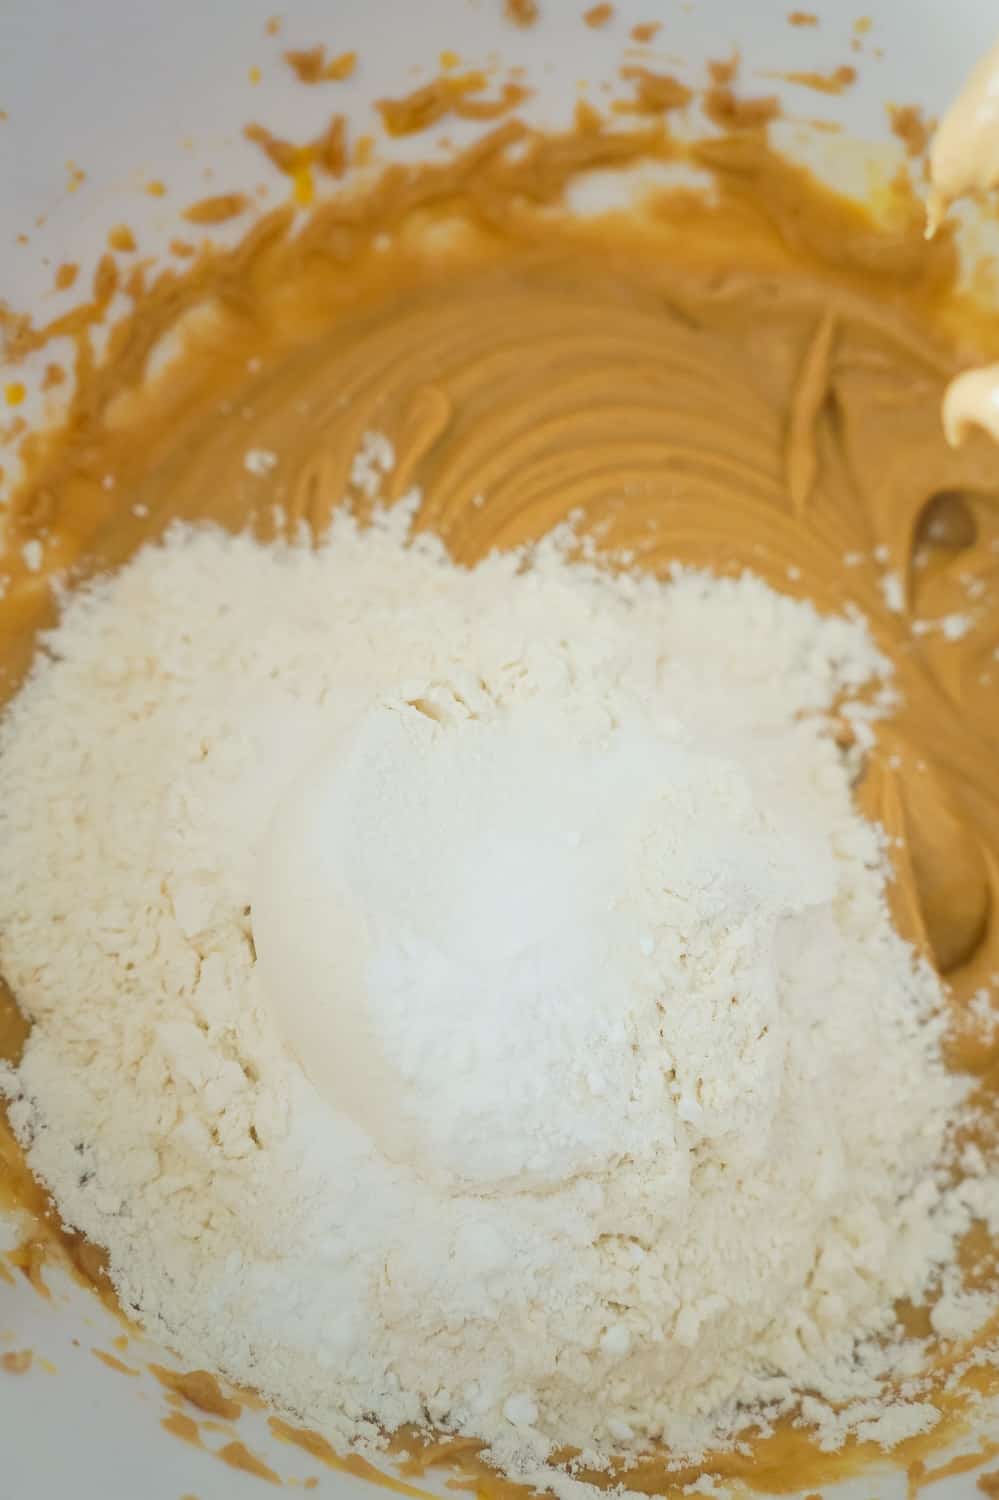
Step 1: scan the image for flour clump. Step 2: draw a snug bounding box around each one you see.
[0,493,984,1487]
[254,679,836,1191]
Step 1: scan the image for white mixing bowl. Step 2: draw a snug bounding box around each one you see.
[2,1,998,1495]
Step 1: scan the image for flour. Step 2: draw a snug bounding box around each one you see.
[252,678,838,1190]
[0,489,991,1489]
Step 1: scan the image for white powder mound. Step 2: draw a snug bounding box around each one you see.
[0,490,987,1486]
[253,674,843,1192]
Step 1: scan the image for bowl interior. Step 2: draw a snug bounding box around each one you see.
[3,1,999,1496]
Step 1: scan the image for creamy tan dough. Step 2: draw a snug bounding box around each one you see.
[4,117,999,1497]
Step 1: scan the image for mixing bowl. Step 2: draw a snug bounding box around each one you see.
[2,1,998,1495]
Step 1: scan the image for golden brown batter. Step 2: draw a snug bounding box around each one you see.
[4,113,999,1496]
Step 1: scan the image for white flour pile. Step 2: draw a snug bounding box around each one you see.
[252,664,847,1193]
[0,480,995,1488]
